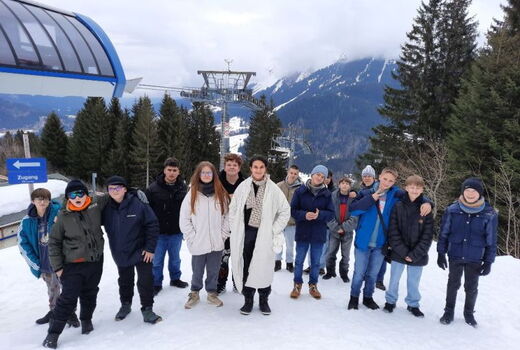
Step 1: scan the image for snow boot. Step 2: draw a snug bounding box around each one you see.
[153,285,162,296]
[115,303,132,321]
[440,309,454,325]
[286,263,294,272]
[42,333,59,349]
[322,270,336,280]
[464,312,478,328]
[258,287,271,315]
[407,306,425,318]
[363,297,380,310]
[170,279,188,288]
[81,319,93,334]
[309,284,322,299]
[319,268,326,275]
[303,267,310,274]
[141,306,162,324]
[240,287,255,315]
[207,292,223,307]
[290,283,302,299]
[375,281,386,291]
[348,296,359,310]
[36,311,52,325]
[67,311,80,328]
[383,303,395,313]
[184,291,200,309]
[274,260,282,272]
[341,275,350,283]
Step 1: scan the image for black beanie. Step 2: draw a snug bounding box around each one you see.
[65,180,88,198]
[461,177,484,198]
[106,175,128,188]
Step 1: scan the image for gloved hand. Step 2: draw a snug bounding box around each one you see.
[437,253,448,270]
[273,233,284,254]
[136,189,149,204]
[480,261,492,276]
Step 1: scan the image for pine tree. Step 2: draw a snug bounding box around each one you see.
[157,93,188,166]
[40,112,68,172]
[103,109,133,182]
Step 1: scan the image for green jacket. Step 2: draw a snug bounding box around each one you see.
[49,196,109,271]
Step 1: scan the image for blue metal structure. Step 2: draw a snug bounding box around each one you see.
[0,0,126,98]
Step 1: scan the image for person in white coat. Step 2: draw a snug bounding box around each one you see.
[230,155,291,315]
[179,161,231,309]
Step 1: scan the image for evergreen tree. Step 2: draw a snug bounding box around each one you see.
[40,112,68,172]
[156,93,189,168]
[103,109,133,182]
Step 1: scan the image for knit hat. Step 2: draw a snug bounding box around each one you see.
[461,177,484,198]
[65,179,88,198]
[106,175,128,188]
[362,165,376,178]
[311,165,328,178]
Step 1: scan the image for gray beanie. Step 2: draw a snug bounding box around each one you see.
[362,165,376,177]
[311,165,328,178]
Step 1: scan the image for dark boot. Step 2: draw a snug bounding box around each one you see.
[36,311,53,325]
[464,312,478,328]
[341,275,350,283]
[375,281,386,291]
[322,270,336,280]
[170,279,188,288]
[153,285,162,296]
[347,296,359,310]
[81,319,93,334]
[240,287,255,315]
[383,303,395,313]
[440,309,454,325]
[319,268,326,275]
[303,267,310,274]
[407,306,425,318]
[115,303,132,321]
[363,297,380,310]
[258,287,271,315]
[66,311,80,328]
[274,260,282,272]
[42,333,59,349]
[141,306,162,324]
[286,263,294,273]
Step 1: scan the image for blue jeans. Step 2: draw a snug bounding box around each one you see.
[294,241,324,285]
[377,258,387,283]
[350,247,385,298]
[275,225,296,263]
[153,234,183,286]
[306,230,329,269]
[385,261,423,307]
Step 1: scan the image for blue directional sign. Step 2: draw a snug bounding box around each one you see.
[7,158,48,184]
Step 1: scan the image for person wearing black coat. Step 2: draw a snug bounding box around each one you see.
[383,176,434,317]
[145,158,188,294]
[102,176,162,324]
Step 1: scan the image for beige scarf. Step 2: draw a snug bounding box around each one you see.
[246,176,268,228]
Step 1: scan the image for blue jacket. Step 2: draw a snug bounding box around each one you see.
[102,192,159,267]
[291,183,335,244]
[437,201,498,263]
[17,201,61,278]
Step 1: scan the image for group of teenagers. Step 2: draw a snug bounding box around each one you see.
[16,153,498,349]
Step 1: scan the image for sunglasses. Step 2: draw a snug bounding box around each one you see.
[68,191,86,199]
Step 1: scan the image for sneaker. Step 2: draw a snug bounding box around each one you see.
[290,283,302,299]
[440,310,454,325]
[303,267,310,274]
[81,319,93,335]
[170,279,189,288]
[319,268,326,275]
[42,333,59,349]
[309,284,322,299]
[141,306,162,324]
[286,263,294,272]
[383,303,396,313]
[36,311,52,325]
[115,303,132,321]
[274,260,282,272]
[67,312,80,328]
[375,281,386,291]
[207,292,223,307]
[464,313,478,328]
[322,272,336,280]
[407,306,425,318]
[184,291,200,309]
[153,285,162,296]
[362,297,380,310]
[348,296,359,310]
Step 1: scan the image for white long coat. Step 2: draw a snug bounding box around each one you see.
[230,177,290,292]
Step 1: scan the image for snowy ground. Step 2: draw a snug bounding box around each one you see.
[0,180,67,217]
[1,243,519,350]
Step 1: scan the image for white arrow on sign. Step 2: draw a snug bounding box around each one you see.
[13,160,41,169]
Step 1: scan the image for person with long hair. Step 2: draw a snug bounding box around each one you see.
[179,161,231,309]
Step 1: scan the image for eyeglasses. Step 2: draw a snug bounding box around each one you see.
[34,197,50,202]
[200,171,213,176]
[68,191,86,199]
[108,185,125,192]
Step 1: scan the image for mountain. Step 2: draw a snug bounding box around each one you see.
[254,57,397,175]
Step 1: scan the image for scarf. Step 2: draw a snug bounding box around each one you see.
[199,181,215,197]
[67,196,92,212]
[246,176,268,228]
[458,195,486,214]
[306,179,325,196]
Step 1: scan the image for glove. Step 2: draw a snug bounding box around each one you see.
[437,253,448,270]
[273,233,284,254]
[136,189,149,204]
[480,261,492,276]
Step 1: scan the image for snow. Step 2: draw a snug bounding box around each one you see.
[378,59,388,83]
[0,180,68,216]
[1,241,519,350]
[355,57,374,83]
[229,133,248,154]
[295,72,310,83]
[272,79,285,94]
[273,89,309,112]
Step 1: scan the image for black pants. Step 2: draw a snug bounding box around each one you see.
[242,226,258,285]
[118,261,154,308]
[445,260,481,314]
[49,259,103,334]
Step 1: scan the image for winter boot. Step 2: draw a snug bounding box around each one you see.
[407,306,425,318]
[42,333,59,349]
[184,291,200,309]
[363,297,380,310]
[303,267,310,274]
[319,268,326,275]
[274,260,282,272]
[309,284,322,299]
[286,262,294,272]
[153,285,162,296]
[67,311,80,328]
[36,311,53,325]
[348,296,359,310]
[81,319,93,334]
[322,270,337,280]
[464,312,478,328]
[207,292,223,307]
[141,306,162,324]
[383,303,395,313]
[341,275,350,283]
[258,287,272,315]
[290,283,302,299]
[216,283,226,295]
[376,281,386,291]
[115,303,132,321]
[440,309,454,325]
[240,287,255,315]
[170,279,189,288]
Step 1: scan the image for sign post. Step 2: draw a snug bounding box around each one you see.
[6,158,48,185]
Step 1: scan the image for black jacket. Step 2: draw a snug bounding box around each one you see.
[388,194,434,266]
[145,174,187,235]
[219,170,244,195]
[102,192,159,267]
